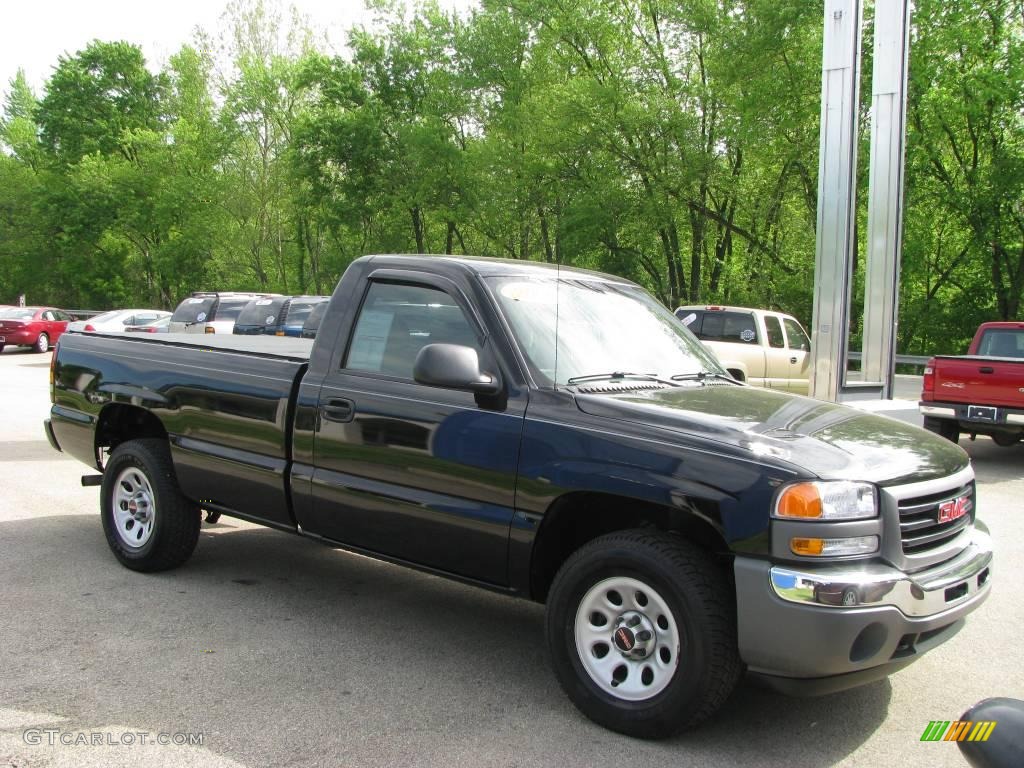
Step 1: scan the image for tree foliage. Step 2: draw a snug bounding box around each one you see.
[0,0,1020,353]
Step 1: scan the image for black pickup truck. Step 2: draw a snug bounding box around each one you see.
[46,255,992,738]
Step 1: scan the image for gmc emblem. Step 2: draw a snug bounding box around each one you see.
[938,495,972,524]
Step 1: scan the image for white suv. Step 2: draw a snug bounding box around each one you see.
[168,293,280,335]
[675,305,811,394]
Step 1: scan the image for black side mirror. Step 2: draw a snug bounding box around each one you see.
[957,697,1024,768]
[414,343,501,395]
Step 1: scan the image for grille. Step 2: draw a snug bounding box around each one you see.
[898,482,974,555]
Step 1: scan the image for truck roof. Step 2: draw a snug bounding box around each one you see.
[359,254,634,283]
[976,321,1024,330]
[675,304,794,317]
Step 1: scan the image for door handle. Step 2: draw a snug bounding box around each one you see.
[321,398,355,423]
[790,357,798,364]
[979,366,994,374]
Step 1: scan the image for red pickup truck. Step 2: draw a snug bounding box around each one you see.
[921,321,1024,446]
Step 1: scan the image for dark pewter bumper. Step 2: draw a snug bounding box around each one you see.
[734,524,992,694]
[43,418,61,453]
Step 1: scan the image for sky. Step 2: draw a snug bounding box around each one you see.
[1,0,475,98]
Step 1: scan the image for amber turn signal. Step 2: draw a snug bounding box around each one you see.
[790,535,879,557]
[791,537,824,556]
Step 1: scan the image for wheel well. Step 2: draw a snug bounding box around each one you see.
[528,492,730,602]
[95,405,168,464]
[726,368,745,381]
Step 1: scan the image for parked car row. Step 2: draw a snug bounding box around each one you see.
[1,291,331,356]
[231,295,328,337]
[167,292,329,338]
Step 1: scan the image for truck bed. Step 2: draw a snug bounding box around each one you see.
[70,330,314,360]
[51,331,310,530]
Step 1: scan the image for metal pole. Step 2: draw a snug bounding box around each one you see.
[861,0,912,397]
[809,0,863,402]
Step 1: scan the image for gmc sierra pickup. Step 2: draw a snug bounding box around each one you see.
[921,321,1024,446]
[46,255,992,738]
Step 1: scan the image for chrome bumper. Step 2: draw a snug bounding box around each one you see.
[770,523,992,618]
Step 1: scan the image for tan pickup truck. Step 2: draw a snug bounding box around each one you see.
[675,305,811,394]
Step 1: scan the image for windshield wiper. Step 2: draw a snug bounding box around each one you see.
[566,372,680,387]
[670,371,740,384]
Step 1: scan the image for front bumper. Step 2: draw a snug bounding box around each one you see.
[735,524,992,694]
[43,418,62,452]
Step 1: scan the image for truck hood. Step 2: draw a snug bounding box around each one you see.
[574,383,968,485]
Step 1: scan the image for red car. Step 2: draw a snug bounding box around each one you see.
[0,307,72,353]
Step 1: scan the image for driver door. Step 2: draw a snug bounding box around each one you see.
[306,277,527,585]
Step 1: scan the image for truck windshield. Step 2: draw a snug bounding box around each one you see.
[488,276,723,387]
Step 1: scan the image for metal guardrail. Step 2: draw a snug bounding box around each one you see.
[848,351,931,367]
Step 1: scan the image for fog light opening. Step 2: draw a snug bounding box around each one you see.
[849,623,888,663]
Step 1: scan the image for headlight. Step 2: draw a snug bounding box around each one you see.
[774,481,877,521]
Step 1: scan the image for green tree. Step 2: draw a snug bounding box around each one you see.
[35,40,166,165]
[903,0,1024,348]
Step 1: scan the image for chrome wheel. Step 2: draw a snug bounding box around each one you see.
[574,576,681,701]
[35,333,49,353]
[111,466,156,549]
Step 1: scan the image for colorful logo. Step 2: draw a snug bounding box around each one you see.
[937,494,971,524]
[920,720,996,742]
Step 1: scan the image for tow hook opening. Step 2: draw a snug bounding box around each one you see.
[977,567,990,588]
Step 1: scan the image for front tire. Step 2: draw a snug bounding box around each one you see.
[545,530,741,739]
[101,439,201,572]
[34,333,49,353]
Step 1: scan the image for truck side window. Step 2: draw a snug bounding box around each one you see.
[346,282,481,379]
[783,318,810,351]
[698,311,758,344]
[765,316,785,348]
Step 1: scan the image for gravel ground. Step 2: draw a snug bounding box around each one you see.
[1,346,1020,768]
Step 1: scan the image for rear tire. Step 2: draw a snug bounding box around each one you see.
[991,433,1020,447]
[923,416,959,444]
[545,529,741,739]
[101,438,201,572]
[34,333,49,353]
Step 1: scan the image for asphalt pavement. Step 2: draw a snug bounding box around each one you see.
[1,347,1021,768]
